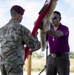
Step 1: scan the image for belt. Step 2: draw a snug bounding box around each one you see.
[50,52,69,58]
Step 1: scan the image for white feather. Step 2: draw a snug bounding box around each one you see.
[40,0,58,51]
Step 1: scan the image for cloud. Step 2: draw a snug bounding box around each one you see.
[64,0,74,14]
[65,0,74,7]
[0,0,44,30]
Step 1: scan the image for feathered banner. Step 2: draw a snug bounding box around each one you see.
[24,0,58,61]
[40,0,58,51]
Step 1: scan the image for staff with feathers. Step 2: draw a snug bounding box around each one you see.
[24,0,58,61]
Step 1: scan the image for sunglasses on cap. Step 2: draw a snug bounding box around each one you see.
[51,16,60,20]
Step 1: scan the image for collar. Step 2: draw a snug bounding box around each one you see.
[9,19,20,23]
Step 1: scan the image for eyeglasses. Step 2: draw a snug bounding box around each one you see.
[51,16,60,20]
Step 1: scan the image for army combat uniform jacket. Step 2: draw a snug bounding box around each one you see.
[0,19,40,66]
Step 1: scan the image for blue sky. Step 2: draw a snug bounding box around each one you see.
[0,0,74,53]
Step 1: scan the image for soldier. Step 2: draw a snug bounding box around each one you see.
[0,5,40,75]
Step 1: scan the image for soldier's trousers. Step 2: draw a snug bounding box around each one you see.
[0,64,23,75]
[46,53,70,75]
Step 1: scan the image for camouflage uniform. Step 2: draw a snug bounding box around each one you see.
[0,19,40,75]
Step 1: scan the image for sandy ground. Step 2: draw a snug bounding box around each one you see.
[0,70,74,75]
[24,71,74,75]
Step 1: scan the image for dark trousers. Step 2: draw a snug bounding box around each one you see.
[46,53,70,75]
[0,64,23,75]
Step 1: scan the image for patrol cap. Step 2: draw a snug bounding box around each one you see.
[10,5,25,15]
